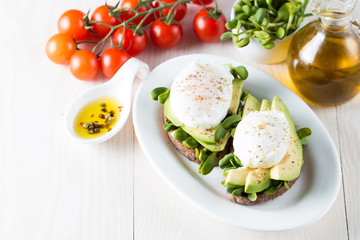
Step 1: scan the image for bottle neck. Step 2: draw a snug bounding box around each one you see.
[319,11,351,31]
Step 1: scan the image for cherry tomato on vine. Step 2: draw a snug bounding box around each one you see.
[150,20,183,49]
[193,8,226,43]
[100,48,131,79]
[113,27,148,56]
[91,5,120,37]
[46,33,76,65]
[57,9,89,41]
[157,0,187,22]
[192,0,213,5]
[120,0,155,26]
[70,50,99,80]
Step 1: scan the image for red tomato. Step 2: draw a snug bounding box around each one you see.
[192,0,213,5]
[46,33,76,65]
[70,50,99,80]
[120,0,154,26]
[57,9,89,41]
[100,48,131,78]
[193,8,226,42]
[113,27,148,56]
[150,20,183,49]
[157,0,187,22]
[91,5,120,37]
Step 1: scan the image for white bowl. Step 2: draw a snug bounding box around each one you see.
[230,1,302,64]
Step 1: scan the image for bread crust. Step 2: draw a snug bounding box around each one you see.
[227,176,299,205]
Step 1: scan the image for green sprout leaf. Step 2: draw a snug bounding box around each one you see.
[233,66,249,80]
[222,0,310,49]
[215,124,226,142]
[221,32,234,41]
[236,38,250,48]
[253,8,266,24]
[151,87,169,101]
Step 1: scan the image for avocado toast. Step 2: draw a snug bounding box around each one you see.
[220,95,311,205]
[151,60,311,205]
[151,60,248,175]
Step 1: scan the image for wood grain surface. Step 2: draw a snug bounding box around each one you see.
[0,0,359,239]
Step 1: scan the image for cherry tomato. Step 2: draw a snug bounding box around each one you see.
[100,48,131,79]
[46,33,76,65]
[192,0,213,5]
[193,8,226,43]
[150,20,183,49]
[91,5,120,37]
[157,0,187,22]
[113,27,147,56]
[69,50,99,80]
[57,9,89,41]
[120,0,154,25]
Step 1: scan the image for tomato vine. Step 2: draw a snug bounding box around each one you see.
[80,0,222,57]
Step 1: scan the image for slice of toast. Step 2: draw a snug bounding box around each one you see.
[227,176,299,205]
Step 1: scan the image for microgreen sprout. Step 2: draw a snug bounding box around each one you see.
[222,0,309,49]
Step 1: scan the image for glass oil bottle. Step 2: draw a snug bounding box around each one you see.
[288,0,360,105]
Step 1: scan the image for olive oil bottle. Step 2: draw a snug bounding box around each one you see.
[288,0,360,105]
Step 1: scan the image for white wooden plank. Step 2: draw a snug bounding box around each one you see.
[337,95,360,240]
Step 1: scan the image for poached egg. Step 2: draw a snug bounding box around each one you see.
[233,110,290,168]
[170,60,234,130]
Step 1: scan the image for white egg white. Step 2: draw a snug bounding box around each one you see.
[233,110,290,168]
[170,60,234,130]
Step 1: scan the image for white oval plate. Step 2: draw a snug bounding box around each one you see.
[133,54,341,232]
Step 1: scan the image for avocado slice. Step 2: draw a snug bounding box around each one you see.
[260,99,271,111]
[242,94,260,118]
[182,125,216,144]
[195,132,231,152]
[270,96,303,181]
[225,167,254,187]
[244,168,271,193]
[228,79,244,115]
[164,98,182,127]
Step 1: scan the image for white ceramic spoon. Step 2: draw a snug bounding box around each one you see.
[65,58,149,144]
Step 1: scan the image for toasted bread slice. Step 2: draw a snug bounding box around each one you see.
[227,176,299,205]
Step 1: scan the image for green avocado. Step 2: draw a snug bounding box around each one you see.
[228,79,244,115]
[242,94,260,117]
[225,167,254,187]
[196,132,231,152]
[164,98,182,127]
[244,168,271,193]
[270,96,303,181]
[260,99,271,111]
[182,125,217,144]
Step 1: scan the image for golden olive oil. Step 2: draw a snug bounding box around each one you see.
[74,97,121,139]
[288,20,360,105]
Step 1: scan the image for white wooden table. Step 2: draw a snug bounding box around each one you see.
[1,0,359,239]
